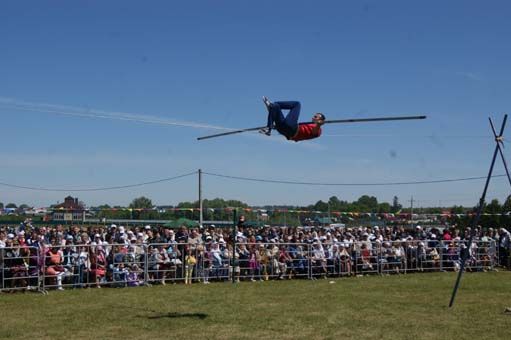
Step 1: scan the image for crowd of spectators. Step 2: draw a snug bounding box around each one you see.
[0,217,509,292]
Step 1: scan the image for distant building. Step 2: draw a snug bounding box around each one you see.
[2,208,17,215]
[52,196,85,222]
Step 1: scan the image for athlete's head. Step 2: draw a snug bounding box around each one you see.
[312,112,325,123]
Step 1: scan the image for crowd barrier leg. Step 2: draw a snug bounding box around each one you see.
[307,245,312,280]
[490,241,496,271]
[439,246,444,272]
[143,246,150,286]
[377,245,382,276]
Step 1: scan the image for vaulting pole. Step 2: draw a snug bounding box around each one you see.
[197,115,426,140]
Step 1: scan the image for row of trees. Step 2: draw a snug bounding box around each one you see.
[98,195,400,213]
[4,195,511,215]
[3,196,511,227]
[0,202,29,210]
[91,197,250,221]
[308,195,402,214]
[87,195,511,227]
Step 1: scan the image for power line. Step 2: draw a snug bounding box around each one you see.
[203,172,509,186]
[0,172,196,192]
[0,170,509,192]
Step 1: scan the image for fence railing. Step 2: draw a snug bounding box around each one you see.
[0,239,499,292]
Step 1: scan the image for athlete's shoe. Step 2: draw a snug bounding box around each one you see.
[259,127,271,136]
[262,96,272,110]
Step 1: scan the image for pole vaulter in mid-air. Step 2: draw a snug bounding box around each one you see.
[197,97,426,141]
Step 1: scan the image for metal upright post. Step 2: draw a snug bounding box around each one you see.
[410,196,414,229]
[143,244,149,286]
[232,209,237,284]
[199,169,203,227]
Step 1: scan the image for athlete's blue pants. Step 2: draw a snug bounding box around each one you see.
[266,101,301,138]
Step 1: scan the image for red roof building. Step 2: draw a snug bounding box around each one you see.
[52,196,85,221]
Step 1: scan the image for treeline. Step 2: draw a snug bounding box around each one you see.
[89,194,511,227]
[92,197,249,221]
[91,195,402,224]
[306,195,402,213]
[4,195,511,228]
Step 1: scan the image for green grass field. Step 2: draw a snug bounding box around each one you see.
[1,272,510,340]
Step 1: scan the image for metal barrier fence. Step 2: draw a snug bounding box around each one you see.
[0,245,41,292]
[0,239,498,292]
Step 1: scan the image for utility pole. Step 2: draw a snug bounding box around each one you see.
[198,169,203,227]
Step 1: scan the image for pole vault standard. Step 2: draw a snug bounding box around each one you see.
[449,114,511,307]
[197,115,426,140]
[489,119,511,187]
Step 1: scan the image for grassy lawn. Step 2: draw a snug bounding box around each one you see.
[1,272,510,340]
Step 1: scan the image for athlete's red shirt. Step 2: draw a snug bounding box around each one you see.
[289,123,322,142]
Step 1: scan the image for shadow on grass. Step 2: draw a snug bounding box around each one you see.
[113,304,208,320]
[139,312,208,320]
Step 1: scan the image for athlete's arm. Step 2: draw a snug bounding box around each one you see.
[311,119,324,134]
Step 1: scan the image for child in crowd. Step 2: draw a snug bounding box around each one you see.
[248,246,260,281]
[184,248,197,285]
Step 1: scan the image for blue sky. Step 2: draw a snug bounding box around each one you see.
[1,0,511,208]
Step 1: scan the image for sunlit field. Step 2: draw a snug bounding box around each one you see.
[1,272,510,339]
